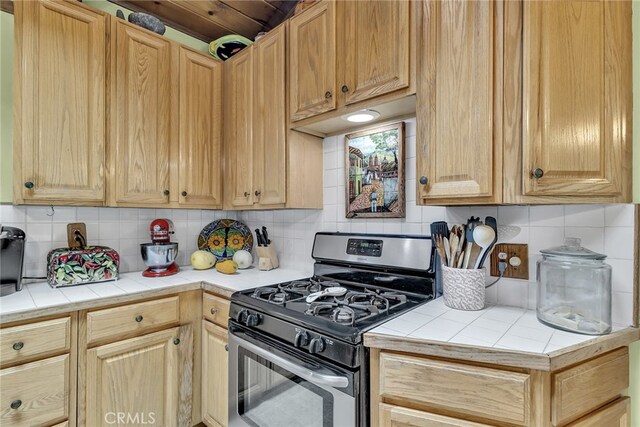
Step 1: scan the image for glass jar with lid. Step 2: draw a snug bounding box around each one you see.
[536,237,611,335]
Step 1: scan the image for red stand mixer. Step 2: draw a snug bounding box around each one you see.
[140,219,179,277]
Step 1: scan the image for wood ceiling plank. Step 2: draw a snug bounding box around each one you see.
[1,0,14,14]
[219,0,282,27]
[107,0,232,42]
[171,0,264,39]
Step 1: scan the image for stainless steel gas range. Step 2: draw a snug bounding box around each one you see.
[228,232,435,427]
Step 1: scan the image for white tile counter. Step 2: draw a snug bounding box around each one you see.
[365,297,639,371]
[0,266,310,323]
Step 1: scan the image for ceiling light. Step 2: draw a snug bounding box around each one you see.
[342,109,380,123]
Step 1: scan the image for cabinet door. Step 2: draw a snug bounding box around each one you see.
[113,22,174,205]
[85,328,180,427]
[417,1,502,204]
[14,0,106,204]
[254,25,287,206]
[342,1,411,105]
[179,48,223,208]
[521,0,631,198]
[289,1,336,121]
[566,397,629,427]
[224,48,254,208]
[202,321,228,427]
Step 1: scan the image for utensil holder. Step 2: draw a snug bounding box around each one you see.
[256,244,279,271]
[442,265,486,311]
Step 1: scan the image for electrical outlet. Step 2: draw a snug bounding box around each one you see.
[67,223,87,248]
[490,243,529,280]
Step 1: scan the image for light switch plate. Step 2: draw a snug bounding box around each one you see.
[490,243,528,280]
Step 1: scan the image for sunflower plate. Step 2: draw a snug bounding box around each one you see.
[198,219,254,261]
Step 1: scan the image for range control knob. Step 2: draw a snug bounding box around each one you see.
[236,309,249,324]
[246,313,262,327]
[294,331,309,347]
[309,337,325,354]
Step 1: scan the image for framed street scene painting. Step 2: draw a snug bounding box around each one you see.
[345,122,405,218]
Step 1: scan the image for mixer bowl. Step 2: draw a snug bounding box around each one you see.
[141,243,178,271]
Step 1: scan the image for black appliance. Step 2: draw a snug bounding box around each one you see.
[0,226,26,297]
[228,232,435,427]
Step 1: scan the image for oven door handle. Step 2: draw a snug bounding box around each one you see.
[233,334,350,389]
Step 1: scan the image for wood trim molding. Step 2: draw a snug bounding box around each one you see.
[634,204,639,327]
[1,0,13,14]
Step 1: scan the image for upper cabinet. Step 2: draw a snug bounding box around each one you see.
[341,0,411,105]
[110,21,176,206]
[418,0,632,205]
[289,1,337,122]
[109,21,224,209]
[289,0,416,125]
[178,47,223,208]
[417,0,502,204]
[224,24,323,210]
[14,0,107,205]
[518,0,632,200]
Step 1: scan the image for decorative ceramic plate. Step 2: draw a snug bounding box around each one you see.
[198,219,254,261]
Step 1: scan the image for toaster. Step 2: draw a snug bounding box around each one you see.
[47,246,120,287]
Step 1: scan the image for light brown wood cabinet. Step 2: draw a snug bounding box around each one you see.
[289,0,415,124]
[224,24,323,210]
[78,292,200,426]
[178,47,224,208]
[0,315,77,427]
[225,24,286,208]
[109,20,177,207]
[85,327,181,426]
[109,21,224,209]
[202,291,230,427]
[13,0,107,206]
[416,0,502,205]
[371,347,630,427]
[202,320,229,427]
[417,0,632,205]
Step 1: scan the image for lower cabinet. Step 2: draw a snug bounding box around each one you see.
[85,328,181,426]
[0,315,75,427]
[371,347,630,427]
[202,320,229,427]
[0,354,71,427]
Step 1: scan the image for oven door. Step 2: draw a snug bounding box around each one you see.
[228,323,356,427]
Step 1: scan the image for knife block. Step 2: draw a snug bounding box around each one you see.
[256,244,279,271]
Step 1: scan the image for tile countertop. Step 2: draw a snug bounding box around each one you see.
[0,266,311,324]
[365,298,640,371]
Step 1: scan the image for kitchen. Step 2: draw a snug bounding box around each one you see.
[0,0,638,425]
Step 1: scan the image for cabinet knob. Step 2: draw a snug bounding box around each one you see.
[24,181,34,189]
[255,190,261,197]
[135,315,143,323]
[163,190,170,196]
[341,85,349,93]
[244,191,250,197]
[173,338,180,345]
[532,168,544,179]
[324,91,332,99]
[419,176,428,185]
[181,191,188,197]
[12,342,24,351]
[10,400,22,410]
[210,308,218,315]
[224,344,229,352]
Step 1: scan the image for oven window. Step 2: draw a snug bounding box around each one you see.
[238,347,333,427]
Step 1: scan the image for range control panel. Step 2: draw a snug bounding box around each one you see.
[346,239,383,257]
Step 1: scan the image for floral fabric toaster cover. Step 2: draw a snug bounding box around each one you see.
[47,246,119,287]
